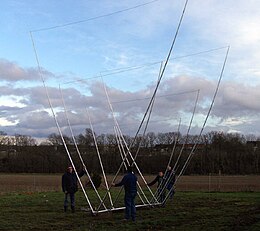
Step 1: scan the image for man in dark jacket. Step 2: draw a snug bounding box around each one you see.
[164,166,176,199]
[148,171,165,203]
[112,166,137,221]
[62,166,85,212]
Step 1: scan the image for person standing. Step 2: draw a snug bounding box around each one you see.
[62,166,85,212]
[112,166,137,221]
[165,166,176,199]
[148,171,165,203]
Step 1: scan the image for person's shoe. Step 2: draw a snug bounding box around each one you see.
[71,206,75,213]
[64,206,67,212]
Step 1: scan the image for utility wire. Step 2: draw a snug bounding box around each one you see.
[30,0,160,32]
[62,46,228,85]
[111,89,199,104]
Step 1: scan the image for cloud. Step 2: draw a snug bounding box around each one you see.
[73,75,260,136]
[0,59,53,82]
[2,56,260,138]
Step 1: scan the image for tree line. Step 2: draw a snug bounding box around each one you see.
[0,130,259,175]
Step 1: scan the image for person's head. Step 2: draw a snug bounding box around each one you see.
[127,165,133,173]
[67,166,73,173]
[158,171,163,177]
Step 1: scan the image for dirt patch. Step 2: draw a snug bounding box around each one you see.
[0,174,260,192]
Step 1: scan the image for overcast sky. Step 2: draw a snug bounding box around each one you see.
[1,0,260,142]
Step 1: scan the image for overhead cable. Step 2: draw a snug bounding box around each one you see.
[30,0,160,33]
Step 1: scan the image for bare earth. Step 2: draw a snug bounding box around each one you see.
[0,174,259,193]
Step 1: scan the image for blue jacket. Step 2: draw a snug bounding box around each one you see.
[115,172,137,194]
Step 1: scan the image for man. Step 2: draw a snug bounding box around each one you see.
[148,171,165,203]
[112,166,137,221]
[62,166,85,212]
[164,166,176,199]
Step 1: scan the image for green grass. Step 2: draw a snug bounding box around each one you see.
[0,191,259,231]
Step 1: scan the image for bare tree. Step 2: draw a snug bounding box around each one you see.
[47,133,72,145]
[15,134,37,146]
[106,134,117,146]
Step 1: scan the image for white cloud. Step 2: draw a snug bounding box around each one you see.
[0,117,17,126]
[0,95,26,107]
[1,67,260,137]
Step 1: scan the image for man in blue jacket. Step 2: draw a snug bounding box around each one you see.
[112,165,137,221]
[62,166,85,212]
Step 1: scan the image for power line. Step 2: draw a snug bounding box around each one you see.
[62,46,229,85]
[30,0,160,33]
[111,89,199,104]
[76,116,181,130]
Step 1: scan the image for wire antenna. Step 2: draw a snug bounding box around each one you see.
[30,0,160,32]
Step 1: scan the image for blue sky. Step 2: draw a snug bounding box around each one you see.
[1,0,260,142]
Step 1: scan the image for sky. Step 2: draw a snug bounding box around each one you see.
[1,0,260,143]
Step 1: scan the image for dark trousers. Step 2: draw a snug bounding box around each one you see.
[167,183,175,199]
[64,192,75,207]
[157,186,166,203]
[124,192,137,221]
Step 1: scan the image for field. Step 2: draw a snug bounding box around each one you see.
[0,174,260,192]
[0,174,260,230]
[0,191,259,230]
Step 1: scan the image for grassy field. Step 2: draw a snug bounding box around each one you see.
[0,190,259,231]
[0,174,259,230]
